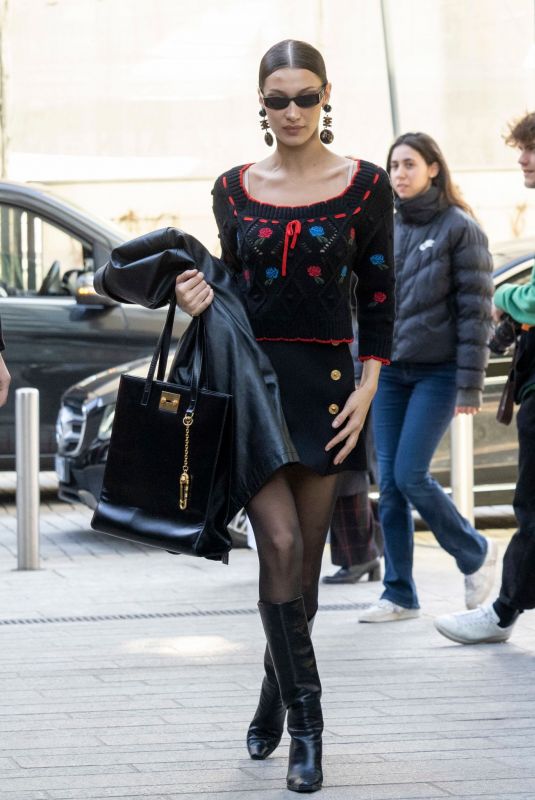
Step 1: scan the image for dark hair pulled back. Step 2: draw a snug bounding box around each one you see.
[258,39,327,90]
[387,131,475,218]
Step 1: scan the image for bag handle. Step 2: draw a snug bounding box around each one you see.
[141,293,205,410]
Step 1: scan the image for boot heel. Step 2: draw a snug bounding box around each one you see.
[368,563,382,581]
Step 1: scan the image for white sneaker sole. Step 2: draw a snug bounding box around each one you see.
[359,609,421,624]
[434,618,511,644]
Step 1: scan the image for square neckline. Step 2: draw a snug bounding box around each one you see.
[239,158,361,210]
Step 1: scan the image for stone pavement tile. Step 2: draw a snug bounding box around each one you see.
[0,766,256,793]
[250,754,524,784]
[163,790,449,800]
[435,778,535,795]
[0,764,138,779]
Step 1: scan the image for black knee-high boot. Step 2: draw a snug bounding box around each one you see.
[258,597,323,793]
[247,644,286,759]
[247,615,316,760]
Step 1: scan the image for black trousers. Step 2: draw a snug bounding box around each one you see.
[499,392,535,610]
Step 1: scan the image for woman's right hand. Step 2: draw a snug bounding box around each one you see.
[175,269,214,317]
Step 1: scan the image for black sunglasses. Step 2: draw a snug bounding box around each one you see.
[262,85,326,111]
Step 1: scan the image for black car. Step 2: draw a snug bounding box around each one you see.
[55,238,535,509]
[0,181,188,469]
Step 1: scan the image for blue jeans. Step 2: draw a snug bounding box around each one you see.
[372,362,488,609]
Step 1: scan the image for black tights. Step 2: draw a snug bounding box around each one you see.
[246,464,339,619]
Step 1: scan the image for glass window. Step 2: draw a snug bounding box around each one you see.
[0,204,93,296]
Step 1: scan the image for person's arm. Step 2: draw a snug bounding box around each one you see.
[450,216,494,413]
[494,264,535,325]
[211,175,240,271]
[352,170,396,365]
[326,173,395,465]
[93,228,208,309]
[0,354,10,408]
[173,174,242,317]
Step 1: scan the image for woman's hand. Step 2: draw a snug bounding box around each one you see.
[0,355,11,408]
[325,358,382,466]
[175,269,214,316]
[455,406,480,416]
[492,303,504,324]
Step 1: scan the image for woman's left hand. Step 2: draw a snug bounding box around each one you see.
[325,383,376,466]
[455,406,480,415]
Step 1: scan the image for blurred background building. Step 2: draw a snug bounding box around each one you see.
[1,0,534,249]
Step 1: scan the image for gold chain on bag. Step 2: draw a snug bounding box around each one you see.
[179,412,194,510]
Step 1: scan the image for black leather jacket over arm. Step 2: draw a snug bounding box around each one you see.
[94,227,298,516]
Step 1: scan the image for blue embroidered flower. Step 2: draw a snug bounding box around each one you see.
[265,266,279,285]
[370,254,385,265]
[308,225,328,244]
[338,265,348,283]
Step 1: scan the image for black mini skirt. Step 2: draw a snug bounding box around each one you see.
[259,340,367,476]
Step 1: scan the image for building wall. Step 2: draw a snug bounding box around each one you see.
[2,0,535,247]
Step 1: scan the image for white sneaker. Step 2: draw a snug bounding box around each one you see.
[434,605,514,644]
[358,599,421,623]
[464,538,498,609]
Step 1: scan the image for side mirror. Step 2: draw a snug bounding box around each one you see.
[75,272,118,307]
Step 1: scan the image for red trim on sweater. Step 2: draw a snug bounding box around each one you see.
[257,336,354,344]
[358,355,390,365]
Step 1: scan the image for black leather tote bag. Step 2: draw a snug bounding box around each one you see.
[91,297,233,562]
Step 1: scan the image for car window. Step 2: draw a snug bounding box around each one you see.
[0,203,94,296]
[497,259,534,286]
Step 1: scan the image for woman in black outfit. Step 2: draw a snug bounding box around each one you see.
[359,132,495,624]
[175,39,395,793]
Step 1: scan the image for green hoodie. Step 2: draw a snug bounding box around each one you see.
[494,263,535,325]
[494,263,535,399]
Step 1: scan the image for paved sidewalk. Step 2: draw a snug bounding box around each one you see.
[1,477,534,799]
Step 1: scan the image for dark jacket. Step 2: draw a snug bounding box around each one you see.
[94,227,298,520]
[391,187,493,407]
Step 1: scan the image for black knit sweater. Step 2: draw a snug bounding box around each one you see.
[212,159,395,362]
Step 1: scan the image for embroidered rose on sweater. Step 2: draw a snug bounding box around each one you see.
[370,253,389,270]
[368,291,387,308]
[307,265,325,285]
[255,227,274,249]
[265,266,279,285]
[347,228,356,247]
[308,225,328,245]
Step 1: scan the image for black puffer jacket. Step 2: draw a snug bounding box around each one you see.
[392,186,493,407]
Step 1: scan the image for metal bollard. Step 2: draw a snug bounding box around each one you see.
[16,388,40,569]
[450,413,475,526]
